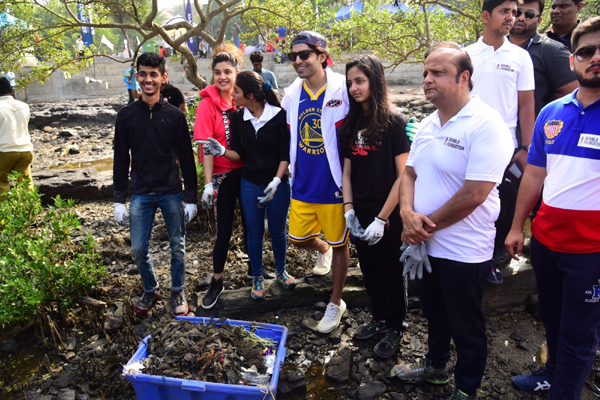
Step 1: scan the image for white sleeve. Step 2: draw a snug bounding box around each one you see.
[517,51,535,91]
[465,114,513,183]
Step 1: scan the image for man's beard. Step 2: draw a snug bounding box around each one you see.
[575,66,600,88]
[510,23,537,38]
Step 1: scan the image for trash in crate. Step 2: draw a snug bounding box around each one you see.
[133,319,277,386]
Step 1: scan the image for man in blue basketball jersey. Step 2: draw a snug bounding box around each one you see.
[281,31,350,334]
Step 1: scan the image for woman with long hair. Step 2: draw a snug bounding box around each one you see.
[340,54,411,358]
[201,71,296,300]
[193,45,256,309]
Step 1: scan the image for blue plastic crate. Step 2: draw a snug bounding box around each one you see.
[123,316,288,400]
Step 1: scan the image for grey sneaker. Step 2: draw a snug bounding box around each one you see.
[392,358,449,384]
[171,289,189,316]
[135,288,161,315]
[354,320,389,340]
[374,329,403,358]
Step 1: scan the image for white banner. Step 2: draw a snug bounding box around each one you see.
[100,34,114,50]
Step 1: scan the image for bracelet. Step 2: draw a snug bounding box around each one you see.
[343,202,353,206]
[375,216,388,223]
[518,145,529,152]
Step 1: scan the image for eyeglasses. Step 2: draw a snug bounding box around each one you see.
[515,9,540,19]
[574,45,600,62]
[287,49,318,62]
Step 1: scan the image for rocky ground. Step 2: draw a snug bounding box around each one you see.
[1,88,600,400]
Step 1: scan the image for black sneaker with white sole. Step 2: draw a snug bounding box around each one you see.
[201,277,224,309]
[354,320,389,340]
[246,265,276,280]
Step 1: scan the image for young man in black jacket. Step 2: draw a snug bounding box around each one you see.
[113,52,198,316]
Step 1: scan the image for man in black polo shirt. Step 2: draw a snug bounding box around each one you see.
[160,66,187,113]
[545,0,583,50]
[508,0,578,118]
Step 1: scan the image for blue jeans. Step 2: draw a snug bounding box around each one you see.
[130,193,185,292]
[240,178,290,277]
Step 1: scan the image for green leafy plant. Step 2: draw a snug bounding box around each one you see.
[0,173,106,328]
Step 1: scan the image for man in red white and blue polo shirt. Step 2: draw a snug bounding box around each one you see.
[505,16,600,400]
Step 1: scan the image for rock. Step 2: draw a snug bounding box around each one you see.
[26,391,41,400]
[133,324,148,337]
[369,360,382,373]
[387,392,407,400]
[482,269,537,315]
[56,389,77,400]
[56,370,77,388]
[329,325,343,344]
[325,345,352,383]
[518,341,538,352]
[33,169,113,204]
[66,337,77,351]
[59,129,78,138]
[277,371,308,396]
[301,318,319,332]
[410,335,422,352]
[104,315,123,330]
[357,380,387,400]
[0,339,21,353]
[314,301,328,309]
[85,338,107,352]
[76,394,90,400]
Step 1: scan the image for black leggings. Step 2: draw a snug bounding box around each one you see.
[212,168,250,274]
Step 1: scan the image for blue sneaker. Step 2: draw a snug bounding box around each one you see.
[487,265,503,284]
[512,369,551,392]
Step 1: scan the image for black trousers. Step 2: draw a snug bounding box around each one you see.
[494,151,522,253]
[419,256,491,395]
[354,206,408,331]
[530,237,600,400]
[212,168,250,274]
[127,89,135,104]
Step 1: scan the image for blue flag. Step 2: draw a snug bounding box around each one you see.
[186,0,196,55]
[77,3,93,46]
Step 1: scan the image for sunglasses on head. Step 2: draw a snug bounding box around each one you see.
[287,49,318,62]
[515,9,540,19]
[574,45,600,62]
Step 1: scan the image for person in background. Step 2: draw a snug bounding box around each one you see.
[233,22,242,48]
[113,52,198,317]
[194,45,264,310]
[123,63,140,104]
[200,71,296,299]
[341,54,411,359]
[546,0,584,49]
[250,50,278,90]
[76,34,84,57]
[160,65,187,112]
[0,77,33,197]
[465,0,535,284]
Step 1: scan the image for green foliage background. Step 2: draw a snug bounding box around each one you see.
[0,175,106,328]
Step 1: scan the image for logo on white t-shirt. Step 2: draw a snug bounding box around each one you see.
[496,63,515,72]
[443,137,465,151]
[578,134,600,150]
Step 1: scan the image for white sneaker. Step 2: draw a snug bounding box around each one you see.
[313,247,332,276]
[317,300,346,333]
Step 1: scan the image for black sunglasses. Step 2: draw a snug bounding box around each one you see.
[574,45,600,62]
[515,9,540,19]
[287,49,318,62]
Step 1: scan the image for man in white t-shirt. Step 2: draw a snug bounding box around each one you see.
[465,0,535,284]
[392,43,513,400]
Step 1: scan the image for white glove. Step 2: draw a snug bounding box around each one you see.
[363,217,386,245]
[114,203,129,226]
[197,138,226,156]
[201,183,214,209]
[184,203,197,224]
[344,209,366,239]
[400,242,432,280]
[257,177,281,204]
